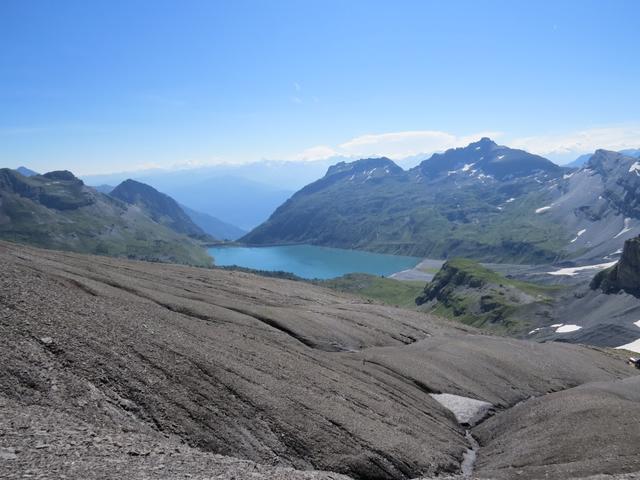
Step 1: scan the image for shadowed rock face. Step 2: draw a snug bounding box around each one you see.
[0,168,94,210]
[0,241,638,480]
[592,235,640,297]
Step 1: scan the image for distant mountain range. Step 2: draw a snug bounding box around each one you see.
[243,138,640,264]
[178,204,246,241]
[87,182,245,240]
[83,170,294,230]
[0,169,212,266]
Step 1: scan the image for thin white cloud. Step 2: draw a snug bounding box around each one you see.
[291,145,339,161]
[510,125,640,157]
[289,129,502,162]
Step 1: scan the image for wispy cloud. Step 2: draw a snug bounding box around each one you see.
[510,124,640,157]
[289,124,640,164]
[290,129,502,161]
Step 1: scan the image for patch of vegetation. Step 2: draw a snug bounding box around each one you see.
[215,265,304,281]
[437,258,562,296]
[417,258,563,333]
[316,273,424,307]
[209,268,424,308]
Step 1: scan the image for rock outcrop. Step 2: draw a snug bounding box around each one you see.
[591,235,640,297]
[415,258,553,331]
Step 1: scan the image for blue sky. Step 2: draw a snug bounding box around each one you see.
[1,0,639,174]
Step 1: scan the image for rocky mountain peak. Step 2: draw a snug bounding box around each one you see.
[15,166,38,177]
[110,179,207,238]
[42,170,83,183]
[325,157,403,177]
[417,139,561,180]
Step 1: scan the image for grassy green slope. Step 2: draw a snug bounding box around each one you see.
[245,173,568,264]
[317,273,425,308]
[417,258,563,333]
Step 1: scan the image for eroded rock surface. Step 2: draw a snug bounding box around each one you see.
[0,241,638,479]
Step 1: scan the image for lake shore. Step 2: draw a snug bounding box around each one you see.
[389,258,444,282]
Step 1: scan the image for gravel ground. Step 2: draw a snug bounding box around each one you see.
[1,241,638,480]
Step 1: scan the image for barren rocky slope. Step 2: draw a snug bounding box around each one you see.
[1,241,638,479]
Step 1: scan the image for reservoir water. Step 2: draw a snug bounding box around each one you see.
[208,244,421,280]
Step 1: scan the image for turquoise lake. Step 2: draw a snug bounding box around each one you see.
[208,245,421,280]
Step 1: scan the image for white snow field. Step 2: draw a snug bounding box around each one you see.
[430,393,493,426]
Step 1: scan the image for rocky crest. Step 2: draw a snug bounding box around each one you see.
[591,235,640,297]
[418,137,562,180]
[0,169,211,266]
[415,258,551,330]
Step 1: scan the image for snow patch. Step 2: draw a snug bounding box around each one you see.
[430,393,493,426]
[547,261,617,277]
[497,154,505,160]
[570,229,587,243]
[616,338,640,354]
[550,323,563,328]
[462,163,476,172]
[563,172,574,180]
[475,146,481,150]
[614,218,633,238]
[535,206,552,214]
[634,320,640,329]
[505,197,515,203]
[528,328,541,335]
[555,324,582,333]
[629,161,640,176]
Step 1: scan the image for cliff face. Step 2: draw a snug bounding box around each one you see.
[591,235,640,297]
